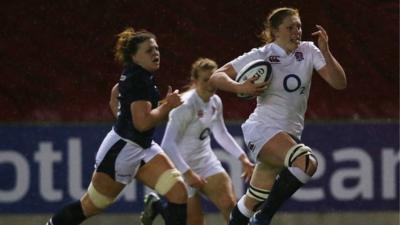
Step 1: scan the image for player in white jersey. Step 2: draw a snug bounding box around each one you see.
[141,58,254,225]
[209,7,346,225]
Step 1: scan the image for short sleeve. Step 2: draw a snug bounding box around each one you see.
[119,74,150,104]
[230,47,264,77]
[308,42,326,71]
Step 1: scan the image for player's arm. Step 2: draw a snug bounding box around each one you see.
[317,52,347,89]
[161,110,191,174]
[210,102,244,159]
[313,25,347,90]
[161,106,207,188]
[131,86,182,132]
[210,101,254,182]
[109,84,119,118]
[211,120,254,182]
[209,63,266,96]
[209,63,238,92]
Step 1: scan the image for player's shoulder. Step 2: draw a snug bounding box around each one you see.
[170,98,194,119]
[248,44,272,55]
[175,90,196,110]
[237,44,272,57]
[231,45,271,68]
[210,94,222,105]
[257,42,279,52]
[298,41,319,51]
[122,64,151,82]
[253,43,291,59]
[181,89,197,103]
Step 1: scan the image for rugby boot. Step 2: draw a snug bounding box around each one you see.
[140,192,161,225]
[248,214,270,225]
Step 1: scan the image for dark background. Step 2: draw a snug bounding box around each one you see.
[1,0,398,122]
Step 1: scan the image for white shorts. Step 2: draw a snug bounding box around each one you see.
[241,121,283,162]
[94,129,162,184]
[185,153,226,197]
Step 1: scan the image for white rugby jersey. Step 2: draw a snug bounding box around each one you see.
[161,89,244,173]
[230,42,326,138]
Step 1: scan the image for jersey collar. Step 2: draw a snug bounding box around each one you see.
[271,42,289,57]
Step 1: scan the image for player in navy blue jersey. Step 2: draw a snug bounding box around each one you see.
[45,27,188,225]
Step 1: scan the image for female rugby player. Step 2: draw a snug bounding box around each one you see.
[46,27,188,225]
[209,7,346,225]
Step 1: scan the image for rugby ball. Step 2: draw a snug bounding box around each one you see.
[235,60,272,99]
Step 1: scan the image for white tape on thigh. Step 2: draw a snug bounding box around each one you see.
[154,168,184,195]
[284,144,312,167]
[87,182,115,209]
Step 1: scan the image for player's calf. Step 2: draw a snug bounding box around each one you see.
[254,144,318,224]
[45,201,86,225]
[229,185,270,225]
[153,168,188,225]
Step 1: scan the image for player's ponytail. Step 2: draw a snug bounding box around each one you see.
[114,27,156,65]
[260,7,299,44]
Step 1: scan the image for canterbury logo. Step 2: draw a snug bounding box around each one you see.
[248,142,256,151]
[269,56,280,63]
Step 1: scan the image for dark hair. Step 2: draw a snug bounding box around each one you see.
[260,7,299,43]
[114,27,156,65]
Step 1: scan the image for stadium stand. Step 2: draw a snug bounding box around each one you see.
[1,0,398,122]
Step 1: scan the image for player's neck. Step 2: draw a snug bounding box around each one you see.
[195,89,212,102]
[274,41,296,55]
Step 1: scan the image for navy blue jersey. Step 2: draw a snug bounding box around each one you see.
[113,64,160,148]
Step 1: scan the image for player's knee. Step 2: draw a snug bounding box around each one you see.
[155,168,187,203]
[83,183,116,216]
[80,200,102,217]
[216,194,236,211]
[285,143,318,176]
[166,180,188,203]
[187,214,204,225]
[305,154,318,176]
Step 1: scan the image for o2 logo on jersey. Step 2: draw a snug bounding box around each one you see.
[283,74,305,94]
[199,128,211,140]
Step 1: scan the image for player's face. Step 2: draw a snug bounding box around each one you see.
[274,15,302,53]
[131,38,160,72]
[196,69,216,94]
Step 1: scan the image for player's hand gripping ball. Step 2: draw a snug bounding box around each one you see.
[235,60,272,99]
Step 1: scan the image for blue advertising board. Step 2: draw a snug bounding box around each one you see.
[0,122,398,213]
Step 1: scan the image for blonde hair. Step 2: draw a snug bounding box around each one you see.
[190,58,218,80]
[259,7,299,43]
[114,27,156,65]
[183,58,218,91]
